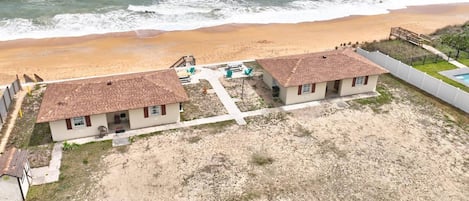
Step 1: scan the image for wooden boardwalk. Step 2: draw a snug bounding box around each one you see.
[170,55,196,68]
[389,27,431,46]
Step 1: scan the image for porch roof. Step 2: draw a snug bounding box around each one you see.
[37,69,189,123]
[0,148,28,178]
[256,49,388,87]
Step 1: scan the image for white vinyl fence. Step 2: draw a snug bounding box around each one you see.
[0,78,22,129]
[357,48,469,113]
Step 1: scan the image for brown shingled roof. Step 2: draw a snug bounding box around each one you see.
[36,69,189,123]
[0,148,28,178]
[256,49,388,87]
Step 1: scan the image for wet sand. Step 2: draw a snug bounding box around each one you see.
[1,3,469,84]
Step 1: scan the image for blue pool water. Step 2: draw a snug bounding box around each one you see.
[455,73,469,84]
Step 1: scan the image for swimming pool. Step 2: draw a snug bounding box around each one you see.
[440,68,469,87]
[455,73,469,84]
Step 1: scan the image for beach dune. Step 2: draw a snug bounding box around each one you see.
[0,3,469,84]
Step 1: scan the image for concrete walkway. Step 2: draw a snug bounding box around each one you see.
[422,44,468,68]
[30,143,63,185]
[69,91,378,145]
[197,68,247,125]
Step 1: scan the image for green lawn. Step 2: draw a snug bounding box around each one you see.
[413,62,469,93]
[458,58,469,67]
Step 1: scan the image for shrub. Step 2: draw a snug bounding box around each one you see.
[187,136,202,143]
[251,152,274,166]
[62,141,79,151]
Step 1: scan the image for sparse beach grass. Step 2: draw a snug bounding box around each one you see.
[27,141,113,201]
[354,85,393,113]
[181,79,227,121]
[361,39,435,65]
[26,73,469,200]
[221,76,281,112]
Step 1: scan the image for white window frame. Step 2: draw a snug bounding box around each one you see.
[302,84,311,94]
[72,116,85,128]
[355,76,365,86]
[149,106,161,116]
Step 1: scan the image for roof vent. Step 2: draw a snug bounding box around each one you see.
[322,56,327,59]
[107,81,112,85]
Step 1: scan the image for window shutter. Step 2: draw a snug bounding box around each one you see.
[311,83,316,93]
[144,107,149,118]
[352,77,356,87]
[297,85,302,95]
[161,105,166,115]
[85,116,91,127]
[364,76,369,85]
[65,119,72,130]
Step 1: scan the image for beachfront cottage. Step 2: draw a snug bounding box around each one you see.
[257,49,388,105]
[36,69,189,141]
[0,148,31,201]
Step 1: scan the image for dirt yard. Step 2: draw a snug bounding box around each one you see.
[181,79,228,121]
[87,75,468,201]
[221,76,282,112]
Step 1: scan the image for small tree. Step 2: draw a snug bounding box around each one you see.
[441,32,469,59]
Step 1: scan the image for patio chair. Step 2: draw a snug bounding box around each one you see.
[243,68,253,76]
[226,69,233,78]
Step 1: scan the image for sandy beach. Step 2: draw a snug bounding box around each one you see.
[0,3,469,84]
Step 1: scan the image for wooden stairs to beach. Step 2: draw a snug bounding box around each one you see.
[170,55,196,68]
[389,27,431,46]
[23,74,44,83]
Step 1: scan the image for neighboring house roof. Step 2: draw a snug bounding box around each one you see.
[256,49,388,87]
[37,69,189,123]
[0,148,28,178]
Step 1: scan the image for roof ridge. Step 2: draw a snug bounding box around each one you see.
[143,73,172,91]
[142,74,188,101]
[285,58,303,86]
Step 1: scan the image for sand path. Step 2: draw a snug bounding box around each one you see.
[0,90,26,153]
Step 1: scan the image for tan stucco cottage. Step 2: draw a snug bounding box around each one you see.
[36,69,189,141]
[257,49,388,105]
[0,148,31,201]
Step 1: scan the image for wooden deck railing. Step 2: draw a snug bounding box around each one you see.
[389,27,430,46]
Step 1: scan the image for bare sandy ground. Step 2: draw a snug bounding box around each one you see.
[1,3,469,84]
[92,79,468,201]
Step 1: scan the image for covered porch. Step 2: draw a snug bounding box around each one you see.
[325,79,341,98]
[106,110,130,134]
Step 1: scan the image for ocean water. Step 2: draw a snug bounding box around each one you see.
[0,0,468,41]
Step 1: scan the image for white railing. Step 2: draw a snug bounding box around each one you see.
[357,48,469,113]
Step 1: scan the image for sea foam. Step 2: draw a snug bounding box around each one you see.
[0,0,467,41]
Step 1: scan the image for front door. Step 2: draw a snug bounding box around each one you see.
[334,80,340,91]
